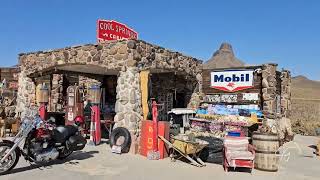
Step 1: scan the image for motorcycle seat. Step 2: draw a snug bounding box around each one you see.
[52,125,78,143]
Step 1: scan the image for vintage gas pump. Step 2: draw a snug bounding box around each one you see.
[65,86,84,125]
[38,84,49,120]
[88,85,101,145]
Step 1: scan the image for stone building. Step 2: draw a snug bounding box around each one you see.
[17,39,202,148]
[16,40,291,151]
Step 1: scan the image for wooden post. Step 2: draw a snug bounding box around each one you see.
[140,70,150,120]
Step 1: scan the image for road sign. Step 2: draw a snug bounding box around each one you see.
[97,19,138,42]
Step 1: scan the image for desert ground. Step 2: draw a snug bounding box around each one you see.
[290,76,320,135]
[1,135,319,180]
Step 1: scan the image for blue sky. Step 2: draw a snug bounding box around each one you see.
[0,0,319,80]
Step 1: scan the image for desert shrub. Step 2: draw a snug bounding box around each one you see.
[289,99,320,135]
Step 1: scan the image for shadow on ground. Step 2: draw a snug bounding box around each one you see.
[0,150,98,176]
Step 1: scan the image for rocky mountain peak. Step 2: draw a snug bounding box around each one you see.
[218,42,234,55]
[204,42,245,69]
[293,75,309,81]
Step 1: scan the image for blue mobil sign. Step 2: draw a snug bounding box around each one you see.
[210,70,254,92]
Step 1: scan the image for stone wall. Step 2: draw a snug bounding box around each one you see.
[16,70,36,118]
[19,40,202,77]
[18,39,202,122]
[79,75,103,101]
[187,73,204,109]
[261,63,278,119]
[79,75,102,88]
[280,70,291,116]
[50,74,64,112]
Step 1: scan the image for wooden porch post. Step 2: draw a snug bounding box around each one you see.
[140,70,150,120]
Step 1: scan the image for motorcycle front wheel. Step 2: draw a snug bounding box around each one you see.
[0,142,20,174]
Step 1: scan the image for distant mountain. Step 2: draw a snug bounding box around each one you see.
[204,43,245,69]
[292,75,320,99]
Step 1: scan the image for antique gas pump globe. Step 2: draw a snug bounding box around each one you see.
[89,85,101,104]
[38,84,49,104]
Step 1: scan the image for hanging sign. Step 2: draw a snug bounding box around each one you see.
[210,70,254,92]
[97,19,138,42]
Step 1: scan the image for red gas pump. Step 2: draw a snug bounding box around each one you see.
[152,100,159,153]
[140,99,169,159]
[88,85,101,145]
[38,84,49,120]
[146,99,162,160]
[65,86,84,125]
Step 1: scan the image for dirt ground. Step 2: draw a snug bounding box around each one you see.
[1,135,320,180]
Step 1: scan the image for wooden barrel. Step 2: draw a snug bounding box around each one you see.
[252,132,280,172]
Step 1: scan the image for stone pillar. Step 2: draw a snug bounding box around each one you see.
[280,70,291,117]
[187,73,203,109]
[50,74,63,112]
[16,70,36,118]
[261,63,278,118]
[114,66,142,153]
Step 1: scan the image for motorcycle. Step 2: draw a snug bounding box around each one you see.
[0,109,87,174]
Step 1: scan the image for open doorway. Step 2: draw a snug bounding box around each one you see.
[101,75,117,120]
[150,72,194,121]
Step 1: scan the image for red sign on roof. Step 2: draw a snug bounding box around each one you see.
[97,19,138,42]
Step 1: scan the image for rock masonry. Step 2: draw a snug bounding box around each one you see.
[18,39,202,140]
[114,66,142,145]
[280,70,291,116]
[19,40,201,77]
[16,71,36,118]
[261,63,278,118]
[50,74,64,112]
[261,63,291,119]
[79,75,103,102]
[187,73,204,109]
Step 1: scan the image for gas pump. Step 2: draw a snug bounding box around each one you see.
[38,84,49,120]
[65,86,84,125]
[88,85,101,145]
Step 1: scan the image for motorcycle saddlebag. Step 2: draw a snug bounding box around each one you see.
[67,135,87,151]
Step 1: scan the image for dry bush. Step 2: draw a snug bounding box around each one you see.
[289,99,320,135]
